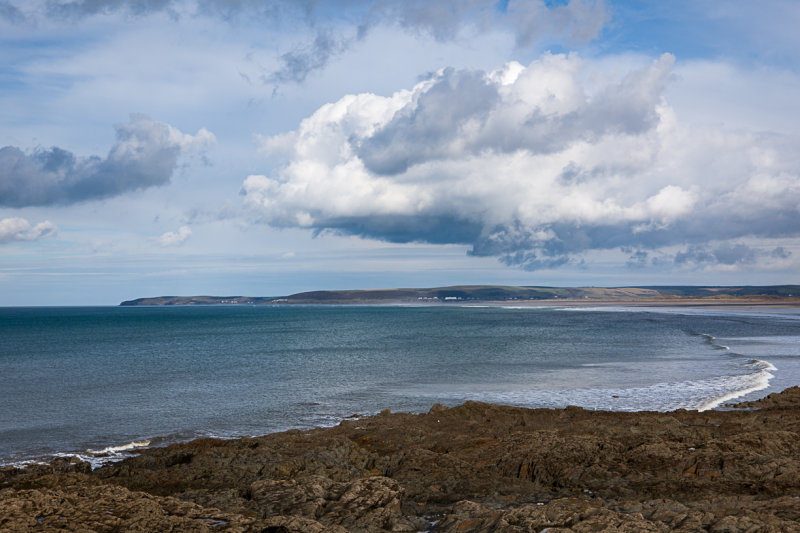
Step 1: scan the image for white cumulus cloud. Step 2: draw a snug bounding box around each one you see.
[242,52,800,270]
[157,225,192,247]
[0,217,57,244]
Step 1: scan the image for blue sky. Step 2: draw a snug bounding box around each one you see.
[1,0,799,305]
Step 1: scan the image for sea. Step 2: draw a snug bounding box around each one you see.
[2,304,799,468]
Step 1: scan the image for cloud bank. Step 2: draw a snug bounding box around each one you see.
[243,53,800,270]
[5,0,606,40]
[268,0,607,84]
[2,1,607,85]
[0,217,57,244]
[0,114,214,207]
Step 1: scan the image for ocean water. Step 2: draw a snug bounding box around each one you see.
[1,304,799,467]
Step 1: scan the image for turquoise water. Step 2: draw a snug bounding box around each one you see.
[1,305,799,466]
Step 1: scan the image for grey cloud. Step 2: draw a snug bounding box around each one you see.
[45,0,175,19]
[266,30,351,85]
[508,0,607,47]
[367,0,492,42]
[583,56,674,134]
[674,245,713,265]
[468,221,576,270]
[771,246,791,259]
[30,0,342,22]
[0,1,25,23]
[625,249,649,269]
[356,68,500,174]
[268,0,609,85]
[498,250,570,271]
[470,220,689,266]
[711,243,757,265]
[674,243,759,266]
[469,222,613,260]
[23,0,608,42]
[365,0,607,46]
[3,1,609,85]
[195,0,311,22]
[0,114,213,207]
[356,55,673,175]
[314,214,484,246]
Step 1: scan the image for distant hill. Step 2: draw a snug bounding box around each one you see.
[120,285,800,306]
[119,296,278,306]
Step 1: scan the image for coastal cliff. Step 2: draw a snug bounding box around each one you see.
[3,387,800,531]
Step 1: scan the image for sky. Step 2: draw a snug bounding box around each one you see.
[1,0,799,305]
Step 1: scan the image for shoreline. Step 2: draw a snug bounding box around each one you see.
[3,387,800,531]
[455,298,800,309]
[324,298,800,308]
[126,298,800,308]
[1,370,783,471]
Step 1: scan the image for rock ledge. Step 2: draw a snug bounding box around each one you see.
[3,387,800,532]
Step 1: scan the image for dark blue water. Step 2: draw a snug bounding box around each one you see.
[1,305,799,466]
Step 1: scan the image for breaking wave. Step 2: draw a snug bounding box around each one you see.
[414,362,776,413]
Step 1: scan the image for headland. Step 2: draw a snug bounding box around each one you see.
[120,284,800,307]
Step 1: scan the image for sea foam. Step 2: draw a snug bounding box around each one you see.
[53,439,154,469]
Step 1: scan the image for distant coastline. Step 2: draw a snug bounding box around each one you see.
[120,284,800,306]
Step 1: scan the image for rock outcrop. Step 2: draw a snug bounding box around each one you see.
[3,387,800,531]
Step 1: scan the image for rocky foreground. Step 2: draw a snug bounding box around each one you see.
[3,388,800,532]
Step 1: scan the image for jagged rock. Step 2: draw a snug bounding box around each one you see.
[733,385,800,409]
[261,514,350,533]
[435,498,670,532]
[249,475,422,532]
[0,482,267,532]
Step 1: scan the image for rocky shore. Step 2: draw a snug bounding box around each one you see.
[3,387,800,532]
